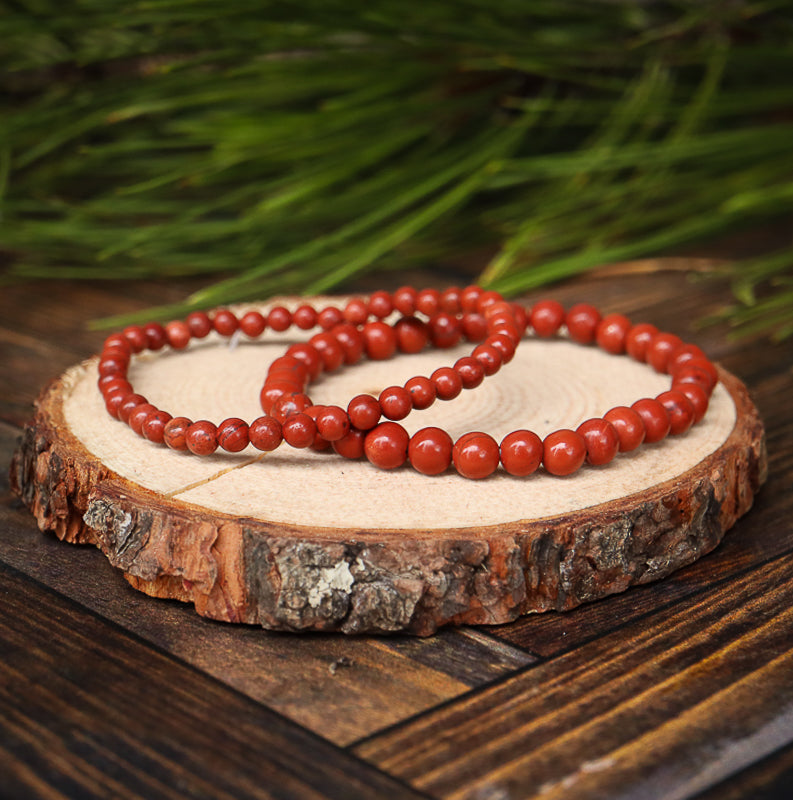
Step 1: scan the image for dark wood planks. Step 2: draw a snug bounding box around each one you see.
[0,562,430,800]
[694,742,793,800]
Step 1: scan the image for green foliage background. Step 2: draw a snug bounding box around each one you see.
[2,0,792,335]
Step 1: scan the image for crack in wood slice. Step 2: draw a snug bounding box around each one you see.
[9,314,767,635]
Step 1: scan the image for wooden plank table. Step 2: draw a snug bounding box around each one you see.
[1,267,791,799]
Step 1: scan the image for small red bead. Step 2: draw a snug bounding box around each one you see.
[270,392,311,423]
[267,306,292,332]
[362,321,397,361]
[309,332,345,372]
[576,418,620,466]
[452,432,500,480]
[543,430,587,476]
[282,413,317,448]
[163,417,193,451]
[100,376,132,397]
[118,393,148,424]
[530,300,565,338]
[332,323,365,364]
[439,287,462,314]
[293,304,319,330]
[104,391,129,419]
[428,312,462,349]
[286,343,323,381]
[672,356,719,392]
[415,288,441,317]
[249,416,283,451]
[343,298,368,326]
[186,421,218,456]
[186,311,213,339]
[431,367,463,401]
[143,322,168,351]
[674,382,709,423]
[472,344,502,376]
[461,313,488,343]
[404,376,436,410]
[260,380,302,414]
[368,290,393,319]
[379,386,412,421]
[487,333,516,364]
[475,290,503,315]
[332,427,366,459]
[460,285,483,313]
[128,403,157,436]
[603,406,645,452]
[98,356,128,378]
[267,355,309,383]
[656,390,695,435]
[500,430,542,476]
[315,406,350,442]
[103,333,130,353]
[239,311,266,338]
[317,306,344,330]
[394,316,429,354]
[213,309,239,337]
[393,286,417,316]
[646,332,683,373]
[669,344,707,372]
[409,427,453,475]
[364,422,409,470]
[217,418,250,452]
[625,323,659,362]
[453,356,485,390]
[631,398,671,443]
[123,325,147,353]
[143,410,173,443]
[565,303,601,345]
[348,394,381,430]
[165,320,191,350]
[596,314,632,355]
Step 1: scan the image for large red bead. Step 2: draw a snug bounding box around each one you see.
[282,413,317,448]
[286,343,323,381]
[416,288,441,317]
[186,421,219,456]
[331,323,365,365]
[393,286,417,316]
[452,432,500,479]
[543,429,586,476]
[500,430,542,477]
[343,298,368,326]
[409,427,453,475]
[217,418,250,452]
[249,416,283,451]
[472,344,502,376]
[428,312,462,349]
[309,332,345,372]
[404,376,436,410]
[332,427,366,459]
[565,303,601,344]
[293,304,319,329]
[625,323,659,362]
[267,306,292,332]
[128,403,157,436]
[394,316,429,354]
[165,320,191,350]
[453,356,485,390]
[143,410,173,444]
[530,300,565,338]
[431,367,463,401]
[364,422,409,469]
[439,286,462,314]
[213,309,239,337]
[239,310,266,338]
[163,417,193,450]
[461,313,488,343]
[143,322,168,351]
[317,306,344,330]
[631,398,671,443]
[186,311,213,338]
[603,406,645,452]
[647,332,683,373]
[656,390,695,435]
[576,418,619,466]
[348,394,381,430]
[596,314,631,355]
[362,321,397,361]
[315,406,350,442]
[379,386,412,421]
[368,290,394,319]
[674,382,709,423]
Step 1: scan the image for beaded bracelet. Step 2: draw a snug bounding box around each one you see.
[96,288,718,479]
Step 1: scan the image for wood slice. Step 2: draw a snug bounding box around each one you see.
[9,307,767,635]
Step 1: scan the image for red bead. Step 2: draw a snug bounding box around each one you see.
[100,376,132,398]
[260,380,302,414]
[500,430,542,476]
[460,285,483,313]
[249,416,283,451]
[364,422,409,470]
[631,398,671,443]
[143,410,173,443]
[118,393,148,424]
[461,313,488,343]
[511,303,529,338]
[333,427,366,459]
[318,306,344,330]
[543,430,587,476]
[646,332,683,373]
[315,406,350,442]
[475,290,503,315]
[309,332,345,372]
[123,325,147,353]
[217,418,250,452]
[342,298,368,326]
[453,356,485,390]
[439,287,462,314]
[286,343,323,381]
[672,356,719,392]
[104,391,129,419]
[603,406,645,452]
[186,421,218,456]
[428,312,462,349]
[267,306,292,332]
[362,321,397,360]
[674,382,709,423]
[348,394,381,430]
[271,392,311,423]
[409,427,453,475]
[282,413,317,448]
[394,316,429,354]
[98,356,128,378]
[656,390,695,435]
[565,303,601,344]
[472,344,502,376]
[379,386,412,421]
[331,323,365,364]
[393,286,417,316]
[452,432,500,480]
[213,309,239,337]
[531,300,565,338]
[293,304,319,330]
[404,376,436,410]
[431,367,463,401]
[267,355,309,383]
[625,323,659,362]
[103,333,130,353]
[303,405,332,451]
[186,311,213,339]
[415,288,441,317]
[239,311,266,338]
[143,322,168,351]
[576,418,620,466]
[596,313,631,355]
[128,403,157,435]
[163,417,193,451]
[669,344,707,372]
[487,333,516,364]
[165,320,191,350]
[368,290,393,319]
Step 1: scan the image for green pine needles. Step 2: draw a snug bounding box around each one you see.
[2,1,793,336]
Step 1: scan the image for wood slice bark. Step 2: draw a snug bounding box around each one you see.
[9,310,767,635]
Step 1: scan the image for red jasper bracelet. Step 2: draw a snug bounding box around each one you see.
[96,288,718,480]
